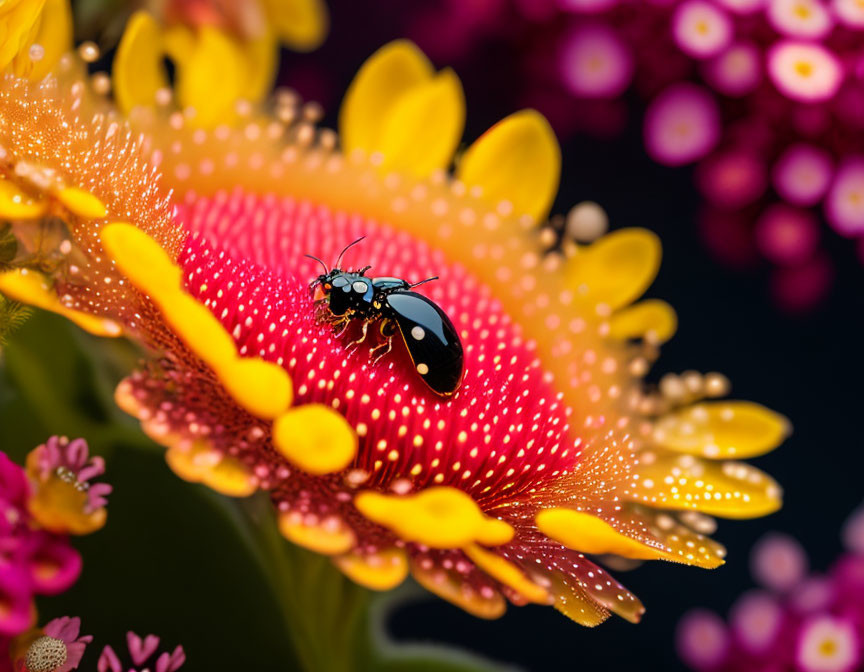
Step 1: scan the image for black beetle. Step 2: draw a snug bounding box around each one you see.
[307,238,464,396]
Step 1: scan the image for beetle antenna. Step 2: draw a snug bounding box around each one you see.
[409,276,439,288]
[334,236,366,269]
[304,254,329,274]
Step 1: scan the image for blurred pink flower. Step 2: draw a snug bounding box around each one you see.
[679,504,864,671]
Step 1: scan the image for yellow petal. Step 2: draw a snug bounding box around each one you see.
[538,508,670,560]
[272,404,357,475]
[55,187,107,219]
[165,442,257,497]
[278,511,355,555]
[112,11,168,114]
[536,506,725,569]
[101,223,293,419]
[653,401,790,459]
[10,0,71,80]
[376,69,465,177]
[456,109,561,221]
[260,0,328,51]
[0,179,47,219]
[549,574,610,627]
[175,26,248,128]
[162,24,195,64]
[463,544,550,604]
[355,487,513,549]
[339,40,434,155]
[608,299,677,343]
[334,548,408,591]
[239,30,277,103]
[0,269,122,337]
[0,0,45,70]
[411,561,506,619]
[629,452,783,519]
[565,228,662,309]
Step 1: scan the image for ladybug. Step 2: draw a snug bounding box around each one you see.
[307,238,464,396]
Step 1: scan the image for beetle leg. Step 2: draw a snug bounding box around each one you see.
[333,319,352,338]
[369,320,395,364]
[352,320,370,345]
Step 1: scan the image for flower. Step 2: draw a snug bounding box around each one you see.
[0,31,789,625]
[0,450,83,637]
[678,504,864,671]
[111,0,328,127]
[25,437,112,535]
[644,83,721,166]
[13,616,92,672]
[97,632,185,672]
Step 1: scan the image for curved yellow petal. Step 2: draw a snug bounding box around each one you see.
[456,109,561,221]
[101,223,293,419]
[339,40,434,155]
[334,548,408,591]
[376,68,465,177]
[566,228,662,309]
[0,0,45,70]
[260,0,328,51]
[10,0,71,80]
[629,452,783,519]
[536,506,725,569]
[463,544,550,604]
[411,562,506,619]
[537,508,670,560]
[239,30,277,103]
[165,442,257,497]
[608,299,677,343]
[175,26,247,127]
[549,574,611,627]
[278,512,355,555]
[355,487,513,549]
[273,404,357,475]
[55,187,107,219]
[112,11,168,114]
[0,269,122,336]
[653,401,790,459]
[0,179,47,219]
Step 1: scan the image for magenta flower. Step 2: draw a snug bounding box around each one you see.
[97,632,185,672]
[644,83,721,166]
[0,440,110,638]
[15,617,93,672]
[678,504,864,671]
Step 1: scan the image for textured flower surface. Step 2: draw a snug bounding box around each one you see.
[0,439,109,639]
[0,32,789,625]
[678,505,864,672]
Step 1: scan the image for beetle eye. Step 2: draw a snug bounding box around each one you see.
[324,283,332,291]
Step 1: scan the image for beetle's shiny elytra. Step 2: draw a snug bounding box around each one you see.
[306,238,464,396]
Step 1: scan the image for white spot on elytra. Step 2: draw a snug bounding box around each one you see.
[411,326,425,340]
